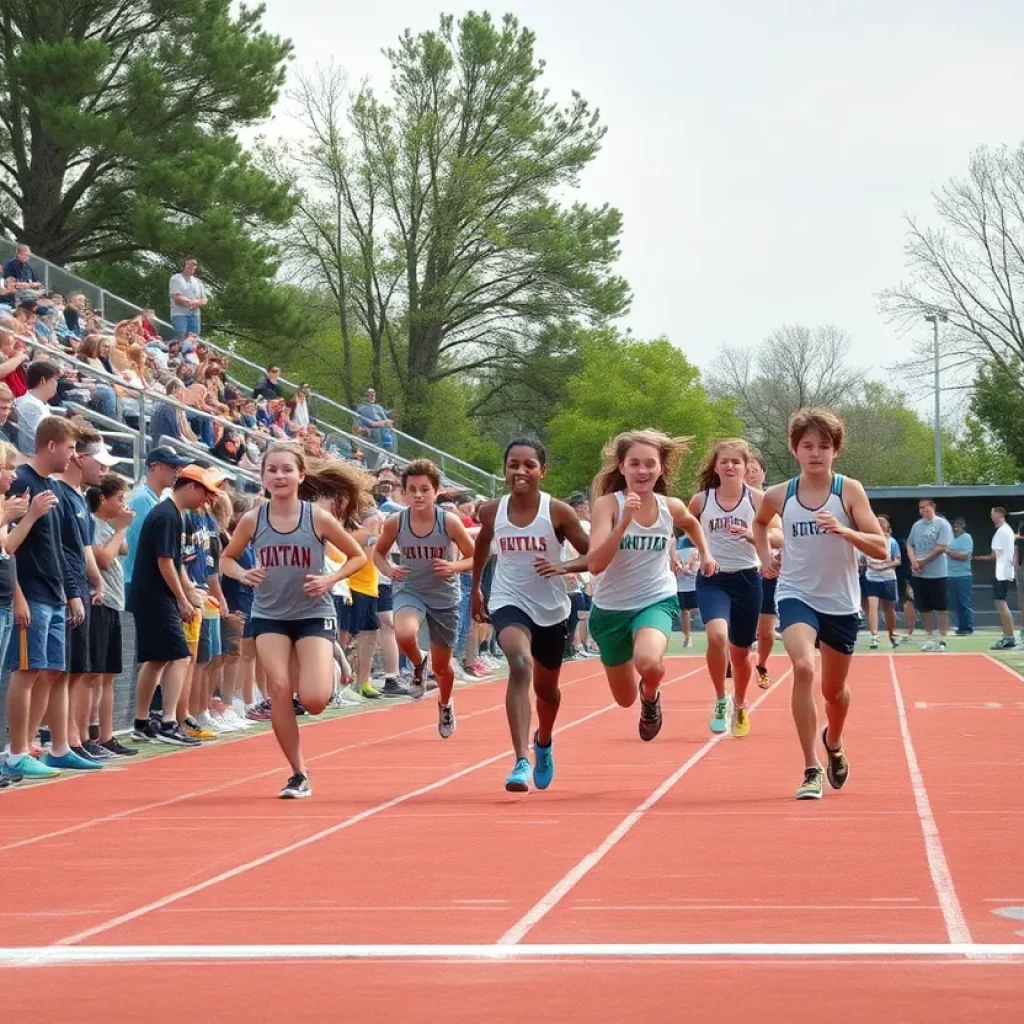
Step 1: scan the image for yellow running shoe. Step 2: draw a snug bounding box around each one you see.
[182,718,216,740]
[359,684,382,699]
[731,706,750,737]
[755,664,770,689]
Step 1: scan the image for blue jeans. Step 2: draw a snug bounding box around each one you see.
[948,576,974,633]
[171,312,201,339]
[454,573,472,659]
[4,600,66,672]
[0,605,13,671]
[89,383,118,418]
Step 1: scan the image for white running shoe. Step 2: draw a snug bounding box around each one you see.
[198,711,230,734]
[222,708,252,730]
[920,639,939,652]
[438,701,456,739]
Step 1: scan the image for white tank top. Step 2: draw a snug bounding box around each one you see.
[699,487,760,572]
[592,493,676,611]
[775,474,860,616]
[488,492,570,626]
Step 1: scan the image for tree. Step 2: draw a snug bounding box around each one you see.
[880,145,1024,397]
[707,325,865,478]
[0,1,297,340]
[966,358,1024,470]
[544,335,740,496]
[943,415,1019,485]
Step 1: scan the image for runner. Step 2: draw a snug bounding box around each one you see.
[862,513,901,649]
[745,450,781,687]
[689,438,764,737]
[373,459,476,738]
[471,438,591,792]
[588,430,715,740]
[221,443,368,799]
[753,408,887,800]
[674,535,699,648]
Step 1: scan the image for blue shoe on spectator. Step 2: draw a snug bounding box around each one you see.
[4,754,58,780]
[45,749,102,771]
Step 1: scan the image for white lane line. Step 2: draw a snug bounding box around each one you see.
[496,670,791,946]
[888,656,972,945]
[52,665,706,948]
[569,905,940,912]
[4,943,1024,967]
[0,668,608,853]
[983,654,1024,683]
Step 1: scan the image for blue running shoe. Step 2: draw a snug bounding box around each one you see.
[505,757,531,793]
[45,749,102,771]
[532,731,554,790]
[5,754,58,780]
[709,696,731,734]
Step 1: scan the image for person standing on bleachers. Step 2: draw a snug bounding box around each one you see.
[168,257,207,339]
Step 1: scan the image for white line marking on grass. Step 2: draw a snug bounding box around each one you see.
[52,666,706,948]
[496,669,791,946]
[4,943,1024,967]
[984,654,1024,683]
[888,656,972,945]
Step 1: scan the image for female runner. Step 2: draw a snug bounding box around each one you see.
[745,451,781,688]
[221,443,369,799]
[471,438,591,793]
[588,430,715,740]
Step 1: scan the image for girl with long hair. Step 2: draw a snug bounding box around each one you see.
[221,443,369,799]
[588,430,715,740]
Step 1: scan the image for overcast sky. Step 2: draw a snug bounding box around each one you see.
[256,0,1024,382]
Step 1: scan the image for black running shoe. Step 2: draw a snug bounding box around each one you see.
[83,740,116,761]
[381,676,410,698]
[638,686,663,742]
[71,744,102,763]
[156,722,200,747]
[409,656,429,700]
[293,697,307,716]
[280,773,311,799]
[100,737,139,758]
[131,720,158,743]
[821,727,849,790]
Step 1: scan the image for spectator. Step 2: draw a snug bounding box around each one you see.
[907,498,953,653]
[252,364,284,401]
[15,359,59,456]
[2,244,44,291]
[946,517,974,636]
[0,329,30,397]
[63,293,87,337]
[354,387,395,455]
[150,378,195,446]
[0,382,16,444]
[975,506,1017,650]
[290,385,312,429]
[168,257,207,339]
[0,276,18,308]
[140,308,161,342]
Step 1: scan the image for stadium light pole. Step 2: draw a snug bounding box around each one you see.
[924,311,948,485]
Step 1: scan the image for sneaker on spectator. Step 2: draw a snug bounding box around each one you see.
[99,737,139,758]
[381,676,410,697]
[82,740,116,761]
[470,659,493,677]
[4,754,57,781]
[182,717,216,740]
[223,708,253,730]
[246,704,271,722]
[45,749,102,771]
[197,711,229,734]
[452,660,469,681]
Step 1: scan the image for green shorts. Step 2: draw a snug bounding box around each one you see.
[589,597,678,667]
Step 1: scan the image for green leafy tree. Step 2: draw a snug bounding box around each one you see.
[0,0,297,340]
[943,416,1019,484]
[966,359,1024,472]
[544,335,740,496]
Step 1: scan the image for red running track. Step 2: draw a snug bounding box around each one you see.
[2,653,1023,1022]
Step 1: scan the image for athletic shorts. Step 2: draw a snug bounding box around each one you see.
[5,600,66,672]
[341,591,379,636]
[183,614,201,647]
[221,614,242,657]
[760,575,778,617]
[393,592,459,650]
[66,603,92,675]
[491,605,569,671]
[863,579,897,603]
[778,598,858,656]
[197,615,222,665]
[695,568,761,649]
[911,576,948,613]
[135,607,190,665]
[251,616,338,643]
[993,579,1012,602]
[677,590,698,612]
[88,604,123,675]
[378,583,394,614]
[589,596,678,668]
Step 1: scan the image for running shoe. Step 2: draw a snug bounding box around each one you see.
[920,639,939,652]
[992,636,1017,650]
[731,706,750,738]
[82,741,116,761]
[638,686,663,742]
[869,636,879,650]
[1,759,24,783]
[156,723,201,747]
[889,634,900,648]
[438,701,456,739]
[99,737,139,758]
[359,684,382,700]
[710,696,731,734]
[682,638,692,649]
[937,640,947,652]
[4,754,57,780]
[532,731,554,790]
[70,744,103,763]
[131,720,158,743]
[381,677,410,698]
[183,717,216,740]
[280,773,311,799]
[505,757,531,793]
[408,656,428,700]
[45,749,102,771]
[755,664,770,688]
[795,766,824,800]
[293,697,308,715]
[452,660,470,682]
[821,727,850,790]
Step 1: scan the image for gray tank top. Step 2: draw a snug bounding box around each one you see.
[250,501,336,622]
[395,506,460,609]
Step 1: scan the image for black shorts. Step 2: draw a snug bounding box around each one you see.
[66,603,91,674]
[695,568,762,649]
[378,584,394,614]
[760,575,778,617]
[135,606,190,665]
[677,590,698,612]
[88,604,123,675]
[491,605,569,671]
[338,592,379,636]
[251,616,338,643]
[778,598,859,656]
[911,576,948,613]
[993,579,1013,602]
[863,579,897,603]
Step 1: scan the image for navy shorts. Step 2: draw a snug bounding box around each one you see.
[695,568,761,649]
[251,616,338,643]
[570,591,591,615]
[863,579,897,603]
[378,583,394,614]
[778,598,858,656]
[339,592,379,636]
[677,590,697,612]
[911,576,948,613]
[760,575,778,617]
[491,605,569,671]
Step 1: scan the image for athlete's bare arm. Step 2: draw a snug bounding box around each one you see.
[667,496,717,575]
[827,478,887,559]
[588,493,633,575]
[536,500,590,578]
[753,483,785,575]
[372,513,401,579]
[221,509,264,586]
[437,510,475,576]
[470,501,498,622]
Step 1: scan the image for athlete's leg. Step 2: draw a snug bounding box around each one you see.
[996,598,1015,638]
[294,636,333,715]
[378,610,400,677]
[783,623,819,769]
[394,608,425,667]
[257,633,304,773]
[498,624,533,759]
[430,642,456,706]
[38,672,70,756]
[756,612,775,669]
[633,627,668,700]
[533,661,562,747]
[819,643,852,752]
[355,630,377,689]
[729,642,753,707]
[603,662,638,707]
[704,618,729,699]
[682,608,691,646]
[867,595,880,638]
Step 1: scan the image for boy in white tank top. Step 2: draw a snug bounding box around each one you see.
[471,439,591,793]
[753,408,887,801]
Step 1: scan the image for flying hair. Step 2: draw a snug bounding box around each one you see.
[591,429,693,498]
[695,437,754,493]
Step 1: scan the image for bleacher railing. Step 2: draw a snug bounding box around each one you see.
[0,235,501,497]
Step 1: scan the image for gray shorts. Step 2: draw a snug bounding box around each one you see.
[392,592,459,650]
